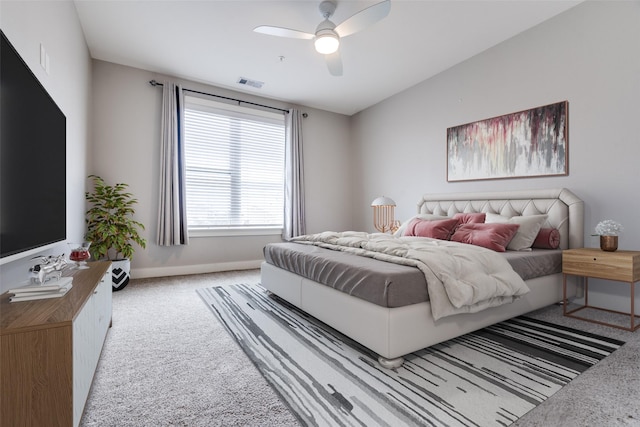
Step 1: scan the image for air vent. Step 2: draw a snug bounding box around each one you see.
[237,77,264,89]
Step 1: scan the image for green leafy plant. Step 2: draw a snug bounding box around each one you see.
[85,175,146,261]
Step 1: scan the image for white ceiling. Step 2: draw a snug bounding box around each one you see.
[74,0,581,116]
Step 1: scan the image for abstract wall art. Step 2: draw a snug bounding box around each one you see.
[447,101,568,182]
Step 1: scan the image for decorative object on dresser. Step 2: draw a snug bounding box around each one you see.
[562,248,640,331]
[447,100,568,182]
[0,261,112,427]
[68,241,92,269]
[594,219,624,252]
[371,196,399,233]
[7,276,73,302]
[28,253,67,284]
[85,175,146,291]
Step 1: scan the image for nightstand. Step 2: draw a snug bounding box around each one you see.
[562,248,640,331]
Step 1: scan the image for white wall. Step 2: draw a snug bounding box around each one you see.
[90,61,352,278]
[351,1,640,311]
[0,1,92,293]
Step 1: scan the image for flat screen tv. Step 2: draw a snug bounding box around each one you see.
[1,30,66,264]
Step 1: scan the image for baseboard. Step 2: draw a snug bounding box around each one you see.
[131,260,262,279]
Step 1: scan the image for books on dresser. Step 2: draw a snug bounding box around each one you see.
[8,276,73,302]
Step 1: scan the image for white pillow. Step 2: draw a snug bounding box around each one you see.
[485,213,547,251]
[394,214,449,236]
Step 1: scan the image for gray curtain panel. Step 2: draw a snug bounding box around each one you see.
[283,109,306,240]
[157,82,189,246]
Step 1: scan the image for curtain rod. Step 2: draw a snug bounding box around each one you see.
[149,79,289,114]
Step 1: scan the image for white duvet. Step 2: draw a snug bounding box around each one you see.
[291,231,530,320]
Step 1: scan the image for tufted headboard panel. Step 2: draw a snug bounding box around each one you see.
[417,188,584,250]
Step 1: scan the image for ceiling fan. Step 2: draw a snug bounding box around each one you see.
[254,0,391,77]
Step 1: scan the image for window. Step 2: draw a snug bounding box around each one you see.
[183,96,285,235]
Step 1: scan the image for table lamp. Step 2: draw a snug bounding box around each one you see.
[371,196,399,233]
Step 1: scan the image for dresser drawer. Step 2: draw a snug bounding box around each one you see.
[563,249,640,282]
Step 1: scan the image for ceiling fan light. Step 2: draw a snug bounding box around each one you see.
[314,31,339,54]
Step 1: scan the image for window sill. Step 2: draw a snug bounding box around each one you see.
[189,227,283,238]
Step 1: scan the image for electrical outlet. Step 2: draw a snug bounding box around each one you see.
[40,44,46,69]
[40,43,50,75]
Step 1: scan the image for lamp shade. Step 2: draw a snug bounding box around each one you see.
[371,196,396,207]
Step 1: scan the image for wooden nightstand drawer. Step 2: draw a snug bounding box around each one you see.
[562,248,640,282]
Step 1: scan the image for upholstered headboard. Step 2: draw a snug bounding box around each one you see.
[416,188,584,250]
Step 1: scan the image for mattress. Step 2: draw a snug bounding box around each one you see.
[263,242,561,308]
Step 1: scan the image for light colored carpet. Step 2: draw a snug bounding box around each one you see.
[82,270,640,426]
[80,270,298,427]
[513,306,640,427]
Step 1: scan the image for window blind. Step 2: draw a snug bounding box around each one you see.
[184,96,285,230]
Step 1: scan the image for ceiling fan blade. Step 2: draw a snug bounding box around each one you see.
[325,52,343,76]
[334,0,390,38]
[253,25,314,40]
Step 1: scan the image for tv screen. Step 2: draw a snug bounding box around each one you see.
[1,31,66,262]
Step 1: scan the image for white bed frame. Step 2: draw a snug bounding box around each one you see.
[261,188,584,368]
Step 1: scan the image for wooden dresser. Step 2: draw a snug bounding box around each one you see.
[0,261,112,427]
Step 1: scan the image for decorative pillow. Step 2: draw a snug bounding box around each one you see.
[394,214,448,236]
[404,218,460,240]
[450,223,520,252]
[452,212,486,224]
[532,228,561,249]
[485,213,548,251]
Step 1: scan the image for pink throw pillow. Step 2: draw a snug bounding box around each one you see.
[404,218,460,240]
[450,223,520,252]
[532,228,560,249]
[453,212,486,224]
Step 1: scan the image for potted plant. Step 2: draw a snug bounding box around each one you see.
[594,219,623,252]
[85,175,146,290]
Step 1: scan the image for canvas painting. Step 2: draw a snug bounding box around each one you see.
[447,101,568,182]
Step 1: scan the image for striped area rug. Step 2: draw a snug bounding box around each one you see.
[197,284,623,427]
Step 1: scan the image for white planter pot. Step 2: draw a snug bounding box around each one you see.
[111,258,131,291]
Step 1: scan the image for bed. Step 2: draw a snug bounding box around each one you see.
[261,188,584,368]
